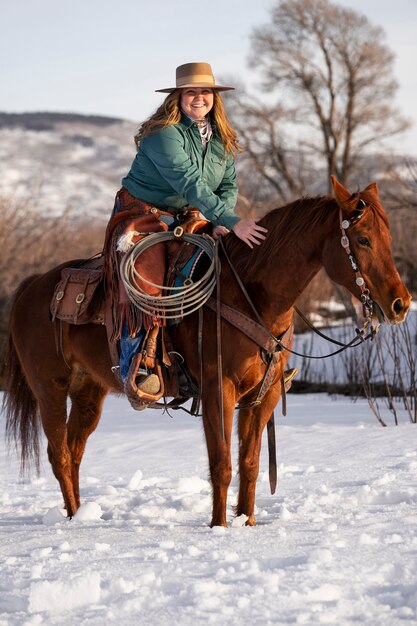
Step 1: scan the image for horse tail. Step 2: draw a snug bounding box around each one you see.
[2,275,41,475]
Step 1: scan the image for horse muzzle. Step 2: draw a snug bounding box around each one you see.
[373,287,412,325]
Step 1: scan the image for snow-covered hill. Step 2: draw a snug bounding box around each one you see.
[0,112,138,219]
[1,393,417,625]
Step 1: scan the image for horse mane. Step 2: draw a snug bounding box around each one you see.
[224,193,390,278]
[224,195,338,277]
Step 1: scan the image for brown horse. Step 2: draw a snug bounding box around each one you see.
[3,178,411,527]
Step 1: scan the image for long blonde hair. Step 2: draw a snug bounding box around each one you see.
[134,90,242,157]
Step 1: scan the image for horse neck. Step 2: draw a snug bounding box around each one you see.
[223,200,336,334]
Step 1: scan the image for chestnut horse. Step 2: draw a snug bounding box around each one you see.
[3,178,411,527]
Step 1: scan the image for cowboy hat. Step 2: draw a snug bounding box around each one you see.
[155,62,234,93]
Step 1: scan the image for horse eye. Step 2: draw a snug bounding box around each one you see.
[357,236,371,247]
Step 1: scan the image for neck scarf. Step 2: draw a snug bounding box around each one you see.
[194,117,212,151]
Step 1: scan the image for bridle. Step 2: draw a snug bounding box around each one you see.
[220,198,379,362]
[283,199,380,359]
[339,200,375,329]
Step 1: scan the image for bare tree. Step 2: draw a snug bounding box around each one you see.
[373,158,417,294]
[230,88,309,203]
[0,195,105,378]
[232,0,409,194]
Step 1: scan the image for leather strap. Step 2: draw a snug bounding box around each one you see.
[53,319,71,370]
[219,238,278,341]
[267,412,277,495]
[196,306,204,416]
[143,326,159,369]
[104,296,123,385]
[280,374,287,417]
[205,299,278,353]
[215,241,225,440]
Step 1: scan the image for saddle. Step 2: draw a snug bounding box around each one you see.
[50,207,210,408]
[50,208,295,414]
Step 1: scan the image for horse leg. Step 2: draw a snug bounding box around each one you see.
[67,379,108,509]
[38,389,79,517]
[236,386,280,526]
[202,380,236,528]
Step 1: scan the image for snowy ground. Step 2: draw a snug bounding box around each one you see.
[1,393,417,626]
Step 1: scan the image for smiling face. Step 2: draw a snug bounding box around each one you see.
[180,88,214,120]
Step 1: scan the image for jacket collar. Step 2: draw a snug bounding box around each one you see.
[180,112,194,129]
[180,112,217,134]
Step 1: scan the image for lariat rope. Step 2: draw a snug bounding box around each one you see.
[120,231,217,320]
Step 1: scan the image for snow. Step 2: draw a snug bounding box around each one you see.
[1,392,417,625]
[0,121,136,219]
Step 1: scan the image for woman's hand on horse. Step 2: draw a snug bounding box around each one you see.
[232,219,268,248]
[212,225,230,240]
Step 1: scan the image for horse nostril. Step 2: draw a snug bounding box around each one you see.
[393,298,404,315]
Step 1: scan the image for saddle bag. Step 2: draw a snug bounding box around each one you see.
[50,266,104,325]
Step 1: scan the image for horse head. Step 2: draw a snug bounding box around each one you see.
[322,177,411,325]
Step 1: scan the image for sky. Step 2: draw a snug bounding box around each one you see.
[2,0,417,153]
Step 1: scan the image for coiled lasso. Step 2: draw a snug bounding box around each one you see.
[119,231,217,321]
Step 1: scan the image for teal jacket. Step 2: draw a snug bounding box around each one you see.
[122,114,240,229]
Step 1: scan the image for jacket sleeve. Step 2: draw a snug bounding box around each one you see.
[215,153,238,212]
[141,127,240,229]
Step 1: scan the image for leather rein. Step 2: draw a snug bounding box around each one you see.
[216,201,378,363]
[288,203,379,358]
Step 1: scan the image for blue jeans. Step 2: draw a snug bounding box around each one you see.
[120,324,146,381]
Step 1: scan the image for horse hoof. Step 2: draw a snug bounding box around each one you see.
[210,520,227,528]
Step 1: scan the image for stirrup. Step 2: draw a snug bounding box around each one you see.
[283,367,298,392]
[135,368,161,395]
[124,356,165,407]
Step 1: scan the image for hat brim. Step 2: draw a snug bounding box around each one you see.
[156,83,235,93]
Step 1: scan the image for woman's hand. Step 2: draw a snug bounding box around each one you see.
[232,219,268,248]
[212,225,230,240]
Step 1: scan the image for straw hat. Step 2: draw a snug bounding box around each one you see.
[155,62,234,93]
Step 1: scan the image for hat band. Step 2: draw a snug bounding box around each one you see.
[177,73,215,87]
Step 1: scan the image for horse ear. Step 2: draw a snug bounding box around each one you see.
[363,182,378,195]
[330,176,352,204]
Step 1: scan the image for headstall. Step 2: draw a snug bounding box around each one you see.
[339,200,376,332]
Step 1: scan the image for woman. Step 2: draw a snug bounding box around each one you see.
[111,62,267,398]
[118,62,267,245]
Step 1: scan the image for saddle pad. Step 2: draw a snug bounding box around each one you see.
[173,248,207,288]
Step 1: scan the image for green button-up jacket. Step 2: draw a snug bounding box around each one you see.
[122,114,240,229]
